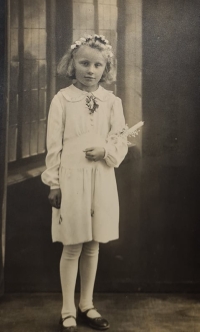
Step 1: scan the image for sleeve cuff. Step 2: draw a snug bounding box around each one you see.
[50,185,60,190]
[103,145,109,159]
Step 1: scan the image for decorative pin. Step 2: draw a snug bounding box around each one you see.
[86,94,99,114]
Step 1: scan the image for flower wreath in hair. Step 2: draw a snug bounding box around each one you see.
[70,34,114,60]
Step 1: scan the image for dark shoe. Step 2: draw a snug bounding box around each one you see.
[77,307,110,330]
[59,315,78,332]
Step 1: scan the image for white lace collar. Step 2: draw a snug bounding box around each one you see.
[60,84,113,102]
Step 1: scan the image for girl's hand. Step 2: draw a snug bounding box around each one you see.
[48,188,61,209]
[84,147,105,162]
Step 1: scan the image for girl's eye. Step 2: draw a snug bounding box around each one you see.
[82,62,89,66]
[95,63,102,67]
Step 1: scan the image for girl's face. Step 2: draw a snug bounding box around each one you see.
[73,45,107,92]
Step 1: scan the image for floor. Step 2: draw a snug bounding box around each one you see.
[0,293,200,332]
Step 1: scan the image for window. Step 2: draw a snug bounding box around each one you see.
[8,0,47,162]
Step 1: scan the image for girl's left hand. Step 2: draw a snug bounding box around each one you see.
[84,147,105,162]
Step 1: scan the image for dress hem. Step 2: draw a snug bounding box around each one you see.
[52,236,119,245]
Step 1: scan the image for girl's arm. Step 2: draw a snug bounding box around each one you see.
[104,97,128,167]
[84,98,128,166]
[41,95,65,190]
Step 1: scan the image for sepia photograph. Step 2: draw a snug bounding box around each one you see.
[0,0,200,331]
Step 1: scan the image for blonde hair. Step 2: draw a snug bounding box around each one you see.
[57,35,116,84]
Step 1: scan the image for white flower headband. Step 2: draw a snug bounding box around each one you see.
[71,34,114,58]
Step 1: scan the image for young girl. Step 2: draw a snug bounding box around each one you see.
[42,34,128,331]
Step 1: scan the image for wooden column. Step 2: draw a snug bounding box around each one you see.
[47,0,57,104]
[124,0,143,150]
[0,0,8,296]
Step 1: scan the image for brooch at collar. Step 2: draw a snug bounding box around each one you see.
[86,94,99,114]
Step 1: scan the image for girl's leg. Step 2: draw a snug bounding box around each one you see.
[79,240,101,318]
[60,243,82,326]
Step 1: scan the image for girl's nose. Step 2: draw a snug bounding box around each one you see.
[87,65,94,74]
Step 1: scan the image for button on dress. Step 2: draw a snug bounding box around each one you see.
[41,84,128,245]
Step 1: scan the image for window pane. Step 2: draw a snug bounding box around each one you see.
[10,28,19,61]
[9,91,18,125]
[24,29,32,59]
[24,0,32,28]
[31,1,40,29]
[31,28,39,59]
[110,0,117,5]
[30,121,38,155]
[38,120,46,153]
[110,5,118,30]
[38,29,46,59]
[38,0,46,28]
[10,0,19,28]
[31,60,39,90]
[8,126,18,162]
[22,90,31,122]
[39,89,46,120]
[31,90,39,121]
[74,0,93,2]
[21,122,30,157]
[38,60,47,89]
[10,61,19,92]
[73,1,95,38]
[23,60,32,90]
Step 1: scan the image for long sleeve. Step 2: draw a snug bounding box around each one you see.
[104,97,128,167]
[41,95,65,189]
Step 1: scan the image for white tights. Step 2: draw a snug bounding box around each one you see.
[60,240,99,319]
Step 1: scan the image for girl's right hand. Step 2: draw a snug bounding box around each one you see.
[48,188,61,209]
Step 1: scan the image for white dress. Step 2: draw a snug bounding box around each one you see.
[41,84,128,245]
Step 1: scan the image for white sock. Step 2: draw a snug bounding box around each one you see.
[79,241,101,318]
[60,243,82,326]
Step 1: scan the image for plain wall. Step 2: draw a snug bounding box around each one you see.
[139,0,200,289]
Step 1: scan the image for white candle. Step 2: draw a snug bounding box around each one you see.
[127,121,144,135]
